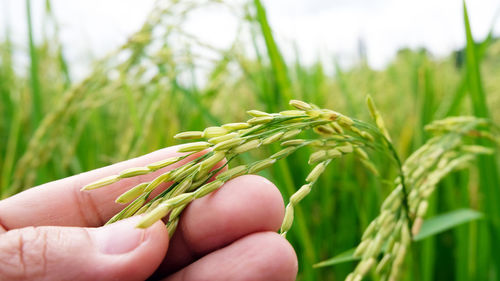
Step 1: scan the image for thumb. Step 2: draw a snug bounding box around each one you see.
[0,217,169,281]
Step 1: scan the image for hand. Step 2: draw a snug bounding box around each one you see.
[0,146,298,281]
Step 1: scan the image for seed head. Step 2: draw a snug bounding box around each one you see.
[281,139,306,146]
[248,158,276,173]
[416,200,429,217]
[119,167,151,178]
[308,150,327,164]
[137,203,172,228]
[330,122,344,134]
[337,115,354,127]
[208,132,239,144]
[122,196,147,218]
[411,217,424,236]
[174,131,204,140]
[203,127,228,138]
[357,258,375,276]
[216,165,248,181]
[247,110,272,117]
[354,239,371,257]
[262,131,285,145]
[115,182,148,204]
[337,143,354,154]
[81,175,120,191]
[222,122,251,131]
[314,125,335,135]
[170,176,194,197]
[306,162,327,182]
[354,147,369,160]
[280,204,295,233]
[281,129,302,140]
[279,110,306,116]
[248,116,274,125]
[213,137,244,151]
[319,109,340,121]
[290,184,312,205]
[270,147,297,160]
[195,180,224,197]
[147,156,181,171]
[171,162,200,182]
[177,142,211,152]
[144,170,172,192]
[199,152,226,174]
[164,192,194,207]
[376,253,392,274]
[231,139,261,154]
[289,99,312,110]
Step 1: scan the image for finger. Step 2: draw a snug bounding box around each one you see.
[0,217,169,281]
[0,146,213,229]
[164,232,298,281]
[155,175,285,275]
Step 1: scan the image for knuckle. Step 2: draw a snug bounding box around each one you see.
[0,227,49,280]
[71,178,105,227]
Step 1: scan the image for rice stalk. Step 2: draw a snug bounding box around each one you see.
[81,99,498,280]
[5,0,233,197]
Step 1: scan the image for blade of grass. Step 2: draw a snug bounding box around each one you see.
[463,2,500,279]
[0,109,22,197]
[464,1,491,118]
[438,13,497,119]
[313,248,358,268]
[334,60,357,115]
[26,0,42,127]
[253,0,292,105]
[315,209,482,267]
[414,209,483,241]
[463,1,500,280]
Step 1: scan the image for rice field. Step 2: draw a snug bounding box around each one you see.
[1,0,500,280]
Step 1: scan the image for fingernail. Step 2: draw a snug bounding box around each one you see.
[93,217,146,255]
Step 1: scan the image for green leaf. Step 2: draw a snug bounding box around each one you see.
[463,0,489,118]
[414,209,483,241]
[314,209,482,268]
[463,2,500,278]
[253,0,292,105]
[26,0,42,128]
[313,248,359,268]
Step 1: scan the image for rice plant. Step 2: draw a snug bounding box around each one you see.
[2,0,500,280]
[82,98,499,280]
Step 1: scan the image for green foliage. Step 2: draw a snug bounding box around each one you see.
[1,0,500,280]
[414,209,483,241]
[314,209,484,267]
[314,248,358,268]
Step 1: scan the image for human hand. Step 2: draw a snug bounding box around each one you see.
[0,146,298,281]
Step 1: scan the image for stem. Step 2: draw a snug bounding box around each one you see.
[355,120,413,230]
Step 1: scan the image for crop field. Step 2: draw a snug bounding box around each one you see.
[1,0,500,280]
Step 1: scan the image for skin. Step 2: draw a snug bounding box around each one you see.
[0,146,298,281]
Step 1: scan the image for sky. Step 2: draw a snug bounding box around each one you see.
[1,0,499,78]
[264,0,500,67]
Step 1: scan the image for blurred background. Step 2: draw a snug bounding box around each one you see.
[1,0,500,280]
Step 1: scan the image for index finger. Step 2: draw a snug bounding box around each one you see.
[0,146,205,230]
